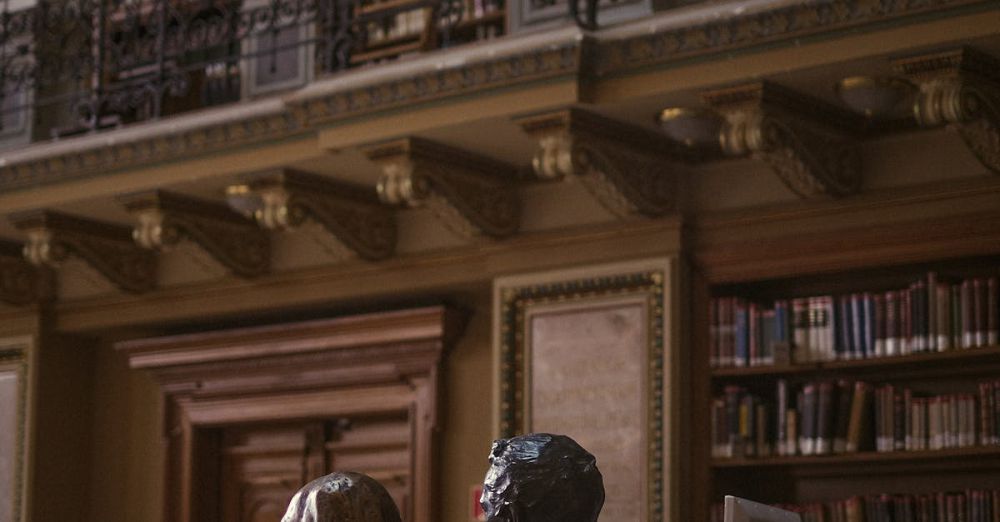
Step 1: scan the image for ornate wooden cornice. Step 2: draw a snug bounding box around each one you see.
[9,211,157,294]
[239,169,397,261]
[516,107,686,216]
[593,0,994,77]
[0,240,49,306]
[895,47,1000,174]
[363,138,520,239]
[0,0,990,194]
[120,190,270,278]
[703,82,862,198]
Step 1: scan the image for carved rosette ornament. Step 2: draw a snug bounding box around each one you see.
[121,190,270,278]
[895,48,1000,174]
[515,107,685,217]
[364,138,520,239]
[9,211,157,294]
[238,169,397,261]
[0,240,48,306]
[704,82,862,199]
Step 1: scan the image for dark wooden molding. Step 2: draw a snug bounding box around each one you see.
[364,137,521,238]
[0,240,49,306]
[120,190,270,278]
[703,81,862,199]
[515,107,685,217]
[116,305,465,522]
[241,169,397,261]
[9,210,157,294]
[896,47,1000,174]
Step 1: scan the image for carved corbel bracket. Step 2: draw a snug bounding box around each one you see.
[0,240,50,306]
[363,137,520,239]
[515,107,684,217]
[703,82,862,198]
[9,211,157,294]
[237,169,396,261]
[120,190,270,278]
[895,47,1000,174]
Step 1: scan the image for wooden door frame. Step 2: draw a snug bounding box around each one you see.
[116,306,464,522]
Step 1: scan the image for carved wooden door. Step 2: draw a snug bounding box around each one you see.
[218,412,412,522]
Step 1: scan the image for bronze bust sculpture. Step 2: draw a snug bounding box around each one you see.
[281,471,402,522]
[480,433,605,522]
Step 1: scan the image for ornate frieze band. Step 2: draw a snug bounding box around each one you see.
[9,211,157,294]
[516,107,686,216]
[238,169,397,261]
[121,190,270,278]
[364,137,521,239]
[896,47,1000,174]
[704,82,862,198]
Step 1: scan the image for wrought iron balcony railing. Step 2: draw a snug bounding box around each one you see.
[0,0,508,143]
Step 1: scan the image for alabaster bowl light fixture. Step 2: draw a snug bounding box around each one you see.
[835,76,914,119]
[224,184,263,218]
[657,107,724,149]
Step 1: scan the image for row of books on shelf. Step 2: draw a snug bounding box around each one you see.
[710,490,1000,522]
[710,273,999,369]
[711,380,1000,459]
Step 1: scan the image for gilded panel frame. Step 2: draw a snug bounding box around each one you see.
[0,336,32,522]
[493,259,672,522]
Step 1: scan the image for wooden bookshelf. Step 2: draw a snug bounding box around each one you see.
[690,205,1000,521]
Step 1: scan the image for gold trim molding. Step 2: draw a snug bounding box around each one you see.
[896,47,1000,174]
[704,82,862,199]
[121,191,270,278]
[516,107,686,217]
[364,137,521,239]
[240,169,397,261]
[9,211,157,294]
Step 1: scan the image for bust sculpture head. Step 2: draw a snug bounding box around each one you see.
[281,471,402,522]
[480,433,605,522]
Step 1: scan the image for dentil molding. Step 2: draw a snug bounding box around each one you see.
[240,169,397,261]
[896,47,1000,175]
[121,190,270,278]
[363,137,520,239]
[515,107,686,217]
[704,82,862,199]
[9,210,157,294]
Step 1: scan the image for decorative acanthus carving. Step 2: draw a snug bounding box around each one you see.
[704,82,862,199]
[238,169,396,261]
[0,240,48,306]
[121,190,270,278]
[9,211,157,294]
[515,108,685,217]
[364,138,520,239]
[895,47,1000,174]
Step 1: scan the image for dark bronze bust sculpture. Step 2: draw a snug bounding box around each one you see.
[281,471,402,522]
[480,433,605,522]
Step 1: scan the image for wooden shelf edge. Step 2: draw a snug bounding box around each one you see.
[712,445,1000,469]
[710,344,1000,379]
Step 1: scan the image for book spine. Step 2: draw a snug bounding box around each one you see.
[852,293,864,360]
[938,282,952,351]
[777,379,788,456]
[989,277,998,346]
[748,302,759,367]
[886,291,899,356]
[793,298,810,364]
[822,296,836,362]
[816,380,835,455]
[902,288,913,355]
[929,396,942,450]
[800,384,817,456]
[833,379,853,454]
[928,272,939,352]
[735,298,748,367]
[874,292,886,357]
[975,278,986,348]
[963,280,973,349]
